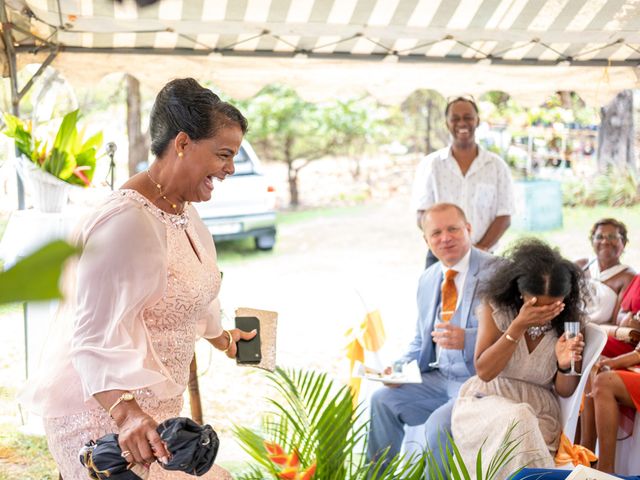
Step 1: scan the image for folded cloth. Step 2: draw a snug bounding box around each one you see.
[157,417,219,476]
[79,417,219,478]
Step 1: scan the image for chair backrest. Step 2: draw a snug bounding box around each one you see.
[557,322,607,441]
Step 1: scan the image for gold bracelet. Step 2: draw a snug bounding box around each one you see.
[504,333,519,344]
[222,330,233,353]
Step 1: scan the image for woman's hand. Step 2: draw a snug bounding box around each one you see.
[595,357,619,372]
[211,328,257,359]
[595,350,640,372]
[619,311,640,329]
[512,297,564,331]
[113,406,170,467]
[555,332,584,369]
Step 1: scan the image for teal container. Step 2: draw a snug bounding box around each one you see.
[513,180,563,231]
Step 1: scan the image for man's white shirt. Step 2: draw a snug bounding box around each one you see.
[411,145,515,246]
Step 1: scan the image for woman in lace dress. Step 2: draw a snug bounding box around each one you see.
[451,239,587,480]
[19,78,255,479]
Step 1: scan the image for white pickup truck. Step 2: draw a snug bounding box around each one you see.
[194,141,277,250]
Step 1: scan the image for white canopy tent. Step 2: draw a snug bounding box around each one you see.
[2,0,640,106]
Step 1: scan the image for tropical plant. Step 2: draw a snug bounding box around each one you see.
[562,168,640,207]
[0,240,79,304]
[233,367,526,480]
[2,109,103,187]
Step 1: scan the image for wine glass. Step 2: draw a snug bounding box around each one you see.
[563,321,581,376]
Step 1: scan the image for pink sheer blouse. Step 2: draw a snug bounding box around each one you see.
[19,190,223,418]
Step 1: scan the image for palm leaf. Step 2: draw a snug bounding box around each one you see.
[0,240,79,304]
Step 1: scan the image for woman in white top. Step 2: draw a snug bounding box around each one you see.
[575,218,635,325]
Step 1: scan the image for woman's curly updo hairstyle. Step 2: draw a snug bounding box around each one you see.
[150,78,248,157]
[479,238,588,335]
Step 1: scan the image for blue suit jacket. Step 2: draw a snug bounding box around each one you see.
[399,247,494,374]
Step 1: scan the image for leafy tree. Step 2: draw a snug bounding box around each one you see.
[239,85,382,206]
[400,89,448,155]
[238,85,330,206]
[320,97,392,180]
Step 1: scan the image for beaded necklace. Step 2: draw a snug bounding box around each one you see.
[146,169,186,214]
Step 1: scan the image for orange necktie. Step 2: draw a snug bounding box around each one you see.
[441,269,458,322]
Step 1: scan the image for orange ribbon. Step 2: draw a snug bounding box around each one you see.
[554,432,597,467]
[345,310,386,406]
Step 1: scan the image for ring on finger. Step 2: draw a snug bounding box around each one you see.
[121,450,132,458]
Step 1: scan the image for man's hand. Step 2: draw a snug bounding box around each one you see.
[381,366,401,388]
[431,323,465,349]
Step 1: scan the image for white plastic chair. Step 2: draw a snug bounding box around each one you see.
[555,322,607,468]
[615,414,640,475]
[558,323,608,441]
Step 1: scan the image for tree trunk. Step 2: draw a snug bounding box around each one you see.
[597,89,635,172]
[287,161,299,207]
[125,74,149,177]
[425,98,433,154]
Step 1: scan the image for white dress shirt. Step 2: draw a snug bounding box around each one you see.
[411,145,515,246]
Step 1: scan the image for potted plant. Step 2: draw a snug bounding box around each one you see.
[233,367,525,480]
[2,110,103,212]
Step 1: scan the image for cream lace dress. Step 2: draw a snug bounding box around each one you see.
[451,306,561,480]
[20,190,231,479]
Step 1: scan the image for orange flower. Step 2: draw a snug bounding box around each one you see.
[264,441,285,456]
[299,463,316,480]
[264,441,315,480]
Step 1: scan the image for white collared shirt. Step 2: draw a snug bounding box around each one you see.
[440,248,471,309]
[411,145,515,246]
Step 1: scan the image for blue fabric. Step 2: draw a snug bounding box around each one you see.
[510,468,640,480]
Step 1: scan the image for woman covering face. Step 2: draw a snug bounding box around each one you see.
[19,78,255,479]
[451,238,587,479]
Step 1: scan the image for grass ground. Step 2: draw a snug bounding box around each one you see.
[0,203,638,478]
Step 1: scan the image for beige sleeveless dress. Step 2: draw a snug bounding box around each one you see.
[451,306,561,480]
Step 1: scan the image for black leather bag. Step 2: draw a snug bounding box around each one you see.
[158,417,219,476]
[79,417,219,478]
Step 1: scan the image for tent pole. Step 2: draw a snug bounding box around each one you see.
[0,0,25,209]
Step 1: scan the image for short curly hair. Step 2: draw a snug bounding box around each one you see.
[589,218,628,246]
[479,238,588,336]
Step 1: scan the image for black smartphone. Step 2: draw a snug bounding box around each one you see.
[235,316,262,364]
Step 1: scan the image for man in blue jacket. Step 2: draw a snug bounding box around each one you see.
[367,202,493,469]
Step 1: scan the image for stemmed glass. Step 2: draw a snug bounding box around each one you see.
[563,322,581,376]
[429,312,448,369]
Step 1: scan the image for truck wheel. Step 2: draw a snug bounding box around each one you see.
[255,233,276,251]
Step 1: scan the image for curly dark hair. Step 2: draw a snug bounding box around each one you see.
[149,78,248,157]
[589,218,628,246]
[479,238,588,336]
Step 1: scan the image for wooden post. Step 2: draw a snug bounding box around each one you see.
[188,354,203,424]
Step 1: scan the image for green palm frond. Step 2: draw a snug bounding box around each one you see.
[233,368,527,480]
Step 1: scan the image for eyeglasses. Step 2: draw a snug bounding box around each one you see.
[592,233,623,242]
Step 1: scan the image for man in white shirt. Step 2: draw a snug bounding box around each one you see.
[411,96,514,267]
[366,203,493,472]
